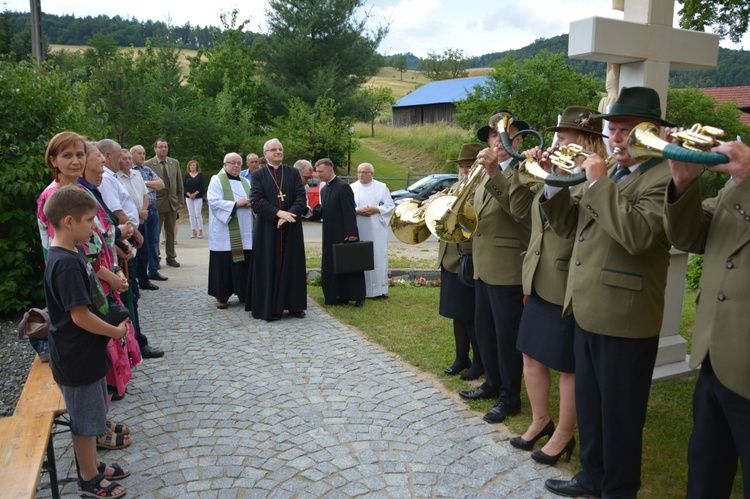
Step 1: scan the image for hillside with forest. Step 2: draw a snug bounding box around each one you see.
[4,10,750,88]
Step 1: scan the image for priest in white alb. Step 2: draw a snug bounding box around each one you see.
[207,152,253,310]
[350,163,395,299]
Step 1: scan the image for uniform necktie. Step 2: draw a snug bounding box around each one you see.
[611,165,631,184]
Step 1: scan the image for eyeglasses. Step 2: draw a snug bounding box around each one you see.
[357,171,373,175]
[266,148,283,152]
[225,161,241,165]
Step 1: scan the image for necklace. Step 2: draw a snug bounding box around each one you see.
[266,165,286,202]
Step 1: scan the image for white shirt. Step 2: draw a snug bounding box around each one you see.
[100,167,139,226]
[117,169,148,211]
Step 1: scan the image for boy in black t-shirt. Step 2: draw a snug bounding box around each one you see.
[43,185,129,498]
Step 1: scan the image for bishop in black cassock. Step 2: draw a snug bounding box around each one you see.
[247,139,307,321]
[312,159,365,306]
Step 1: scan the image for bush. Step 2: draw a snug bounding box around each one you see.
[0,59,105,315]
[685,254,704,291]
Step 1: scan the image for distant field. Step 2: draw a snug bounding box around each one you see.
[48,44,490,100]
[49,44,199,68]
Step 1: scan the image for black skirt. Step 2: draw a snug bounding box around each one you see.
[516,292,575,373]
[208,250,252,302]
[438,267,475,321]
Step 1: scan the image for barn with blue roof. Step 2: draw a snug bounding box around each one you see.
[392,76,489,127]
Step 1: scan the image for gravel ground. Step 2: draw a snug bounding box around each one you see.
[0,313,37,416]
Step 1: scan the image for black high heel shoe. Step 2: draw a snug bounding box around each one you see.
[443,360,471,375]
[509,420,555,451]
[531,436,576,465]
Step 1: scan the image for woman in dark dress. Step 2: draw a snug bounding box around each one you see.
[438,144,484,380]
[508,106,608,465]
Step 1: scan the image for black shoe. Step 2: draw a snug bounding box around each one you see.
[483,400,521,423]
[544,476,598,498]
[510,420,556,451]
[166,260,180,268]
[139,281,159,291]
[443,360,471,376]
[149,272,169,281]
[460,364,485,381]
[265,314,282,322]
[458,387,497,400]
[354,300,364,308]
[532,436,576,465]
[140,344,164,359]
[290,311,306,318]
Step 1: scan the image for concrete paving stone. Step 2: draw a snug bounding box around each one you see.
[339,482,370,496]
[384,486,414,499]
[186,480,212,492]
[323,474,348,489]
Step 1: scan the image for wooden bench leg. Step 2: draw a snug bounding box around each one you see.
[42,433,60,499]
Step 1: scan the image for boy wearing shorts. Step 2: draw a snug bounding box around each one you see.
[43,186,130,498]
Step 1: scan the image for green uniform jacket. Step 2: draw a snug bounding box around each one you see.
[540,159,672,339]
[509,173,578,306]
[144,156,183,212]
[665,178,750,400]
[471,164,531,286]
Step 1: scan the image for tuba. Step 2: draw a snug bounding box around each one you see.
[422,159,483,243]
[390,198,434,245]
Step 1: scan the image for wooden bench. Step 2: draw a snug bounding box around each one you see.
[9,355,68,498]
[0,412,54,499]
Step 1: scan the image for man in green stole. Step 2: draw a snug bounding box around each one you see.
[207,153,253,309]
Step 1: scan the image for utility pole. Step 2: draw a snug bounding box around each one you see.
[29,0,44,65]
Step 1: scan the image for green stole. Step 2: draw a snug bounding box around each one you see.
[218,169,251,262]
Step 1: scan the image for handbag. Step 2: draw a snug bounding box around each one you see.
[332,241,374,274]
[458,254,474,288]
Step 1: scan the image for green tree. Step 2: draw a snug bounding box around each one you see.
[420,48,469,81]
[678,0,750,43]
[0,59,107,314]
[187,9,269,152]
[262,0,387,118]
[273,96,354,167]
[355,87,395,138]
[394,54,408,81]
[455,52,602,148]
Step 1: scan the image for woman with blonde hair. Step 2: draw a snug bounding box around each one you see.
[508,106,607,465]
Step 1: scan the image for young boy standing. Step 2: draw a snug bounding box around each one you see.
[43,185,130,498]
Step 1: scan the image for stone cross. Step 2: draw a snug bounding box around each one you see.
[567,0,721,377]
[568,0,719,115]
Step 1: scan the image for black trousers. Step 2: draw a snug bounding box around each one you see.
[573,323,658,498]
[687,355,750,499]
[473,279,523,407]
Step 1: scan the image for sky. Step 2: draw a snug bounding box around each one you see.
[5,0,749,58]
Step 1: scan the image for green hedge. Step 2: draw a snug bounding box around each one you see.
[0,59,105,315]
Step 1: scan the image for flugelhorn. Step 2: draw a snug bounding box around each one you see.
[518,145,620,187]
[490,112,546,160]
[627,122,729,165]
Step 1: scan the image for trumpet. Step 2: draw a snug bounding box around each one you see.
[518,146,620,187]
[491,112,546,160]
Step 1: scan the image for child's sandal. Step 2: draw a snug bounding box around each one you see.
[97,428,132,450]
[106,419,130,435]
[78,472,126,498]
[98,462,130,479]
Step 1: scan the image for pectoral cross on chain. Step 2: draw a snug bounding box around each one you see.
[277,191,286,201]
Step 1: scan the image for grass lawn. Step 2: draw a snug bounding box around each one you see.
[306,282,744,497]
